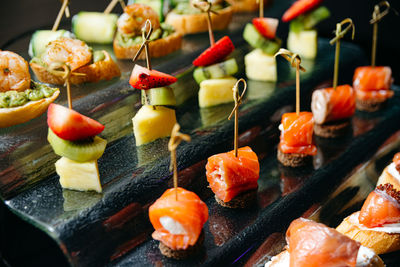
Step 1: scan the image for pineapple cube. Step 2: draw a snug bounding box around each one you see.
[245,49,277,82]
[198,77,237,108]
[56,157,102,193]
[287,30,318,59]
[132,105,176,146]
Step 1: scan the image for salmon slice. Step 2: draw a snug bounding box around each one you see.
[393,153,400,172]
[149,187,208,250]
[358,183,400,228]
[206,146,260,202]
[312,85,355,124]
[353,66,393,100]
[279,112,317,155]
[287,218,360,267]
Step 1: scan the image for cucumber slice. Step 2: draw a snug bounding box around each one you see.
[72,12,118,44]
[141,87,176,106]
[243,24,281,55]
[29,30,73,58]
[289,6,331,33]
[193,58,238,84]
[130,0,165,21]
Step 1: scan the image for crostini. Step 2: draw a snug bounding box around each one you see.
[377,153,400,190]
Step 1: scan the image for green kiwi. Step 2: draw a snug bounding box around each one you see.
[243,23,281,55]
[48,128,107,162]
[193,58,238,84]
[141,87,176,106]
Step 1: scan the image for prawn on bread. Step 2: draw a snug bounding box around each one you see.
[113,3,182,59]
[0,51,59,128]
[30,37,120,85]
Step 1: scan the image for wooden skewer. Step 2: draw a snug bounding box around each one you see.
[275,49,306,116]
[257,0,264,18]
[168,124,191,200]
[370,1,391,67]
[228,79,247,158]
[329,18,355,90]
[104,0,126,14]
[193,1,217,46]
[52,0,69,31]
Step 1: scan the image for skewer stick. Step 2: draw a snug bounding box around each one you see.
[168,124,191,200]
[257,0,264,18]
[52,0,69,31]
[370,1,391,67]
[228,79,247,158]
[132,20,154,105]
[193,1,218,46]
[329,18,355,90]
[275,49,306,116]
[104,0,126,14]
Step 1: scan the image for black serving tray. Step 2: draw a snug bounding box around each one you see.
[2,3,400,267]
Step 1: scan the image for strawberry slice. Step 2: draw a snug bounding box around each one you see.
[129,65,178,90]
[358,184,400,228]
[47,103,105,141]
[193,36,235,67]
[282,0,322,22]
[252,18,279,39]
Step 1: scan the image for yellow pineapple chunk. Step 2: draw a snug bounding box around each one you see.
[287,30,318,59]
[198,77,237,108]
[245,49,277,82]
[55,157,102,193]
[132,105,176,146]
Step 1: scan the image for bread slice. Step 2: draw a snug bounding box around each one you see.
[314,120,351,138]
[165,6,233,35]
[30,51,120,85]
[214,189,257,209]
[356,97,388,112]
[0,89,59,128]
[277,148,313,168]
[159,231,204,259]
[113,32,182,59]
[377,165,400,191]
[336,211,400,255]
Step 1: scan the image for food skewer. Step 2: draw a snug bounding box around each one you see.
[370,1,391,67]
[104,0,126,14]
[193,0,218,46]
[52,0,70,31]
[257,0,263,18]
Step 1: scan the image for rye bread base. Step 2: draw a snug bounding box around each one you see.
[215,189,257,209]
[314,119,351,138]
[277,148,312,168]
[159,231,204,259]
[356,97,387,112]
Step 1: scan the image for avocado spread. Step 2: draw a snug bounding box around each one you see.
[116,23,176,47]
[0,82,57,108]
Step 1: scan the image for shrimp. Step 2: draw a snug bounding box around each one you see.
[41,37,92,71]
[117,3,160,36]
[0,51,31,92]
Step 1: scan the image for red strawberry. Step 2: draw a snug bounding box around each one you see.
[193,36,235,67]
[129,65,178,90]
[282,0,322,22]
[252,18,279,39]
[47,103,105,141]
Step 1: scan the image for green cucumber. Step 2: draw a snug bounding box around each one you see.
[290,6,331,33]
[141,87,176,106]
[29,30,73,58]
[243,24,281,55]
[72,12,118,44]
[193,58,238,84]
[129,0,165,21]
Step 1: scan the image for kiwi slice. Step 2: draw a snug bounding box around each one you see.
[48,128,107,162]
[290,6,331,32]
[243,23,281,55]
[193,58,238,84]
[141,87,176,106]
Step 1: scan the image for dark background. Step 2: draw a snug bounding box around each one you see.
[0,0,399,266]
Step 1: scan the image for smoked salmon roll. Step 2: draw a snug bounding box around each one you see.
[377,153,400,190]
[278,112,317,167]
[206,146,260,208]
[337,183,400,254]
[311,84,355,138]
[149,187,208,259]
[266,218,384,267]
[353,66,394,112]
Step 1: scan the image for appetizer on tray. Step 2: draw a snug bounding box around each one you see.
[48,103,107,193]
[377,153,400,190]
[114,3,182,59]
[266,218,384,267]
[311,19,356,138]
[130,20,178,146]
[353,2,394,112]
[30,37,121,85]
[243,2,281,82]
[0,51,60,128]
[337,183,400,254]
[206,79,261,208]
[165,0,233,35]
[282,0,330,59]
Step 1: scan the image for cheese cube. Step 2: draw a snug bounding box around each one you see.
[287,30,318,59]
[198,77,237,108]
[245,49,277,82]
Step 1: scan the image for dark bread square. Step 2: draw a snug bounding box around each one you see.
[159,231,205,259]
[277,148,312,167]
[215,189,258,209]
[356,97,387,112]
[314,120,351,138]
